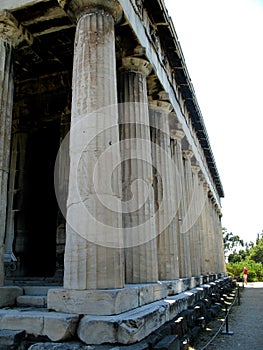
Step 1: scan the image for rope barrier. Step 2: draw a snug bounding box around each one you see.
[199,285,239,350]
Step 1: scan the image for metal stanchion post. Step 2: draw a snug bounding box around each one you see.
[221,303,234,335]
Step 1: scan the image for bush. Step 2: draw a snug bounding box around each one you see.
[226,259,263,282]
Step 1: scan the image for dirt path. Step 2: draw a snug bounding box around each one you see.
[193,282,263,350]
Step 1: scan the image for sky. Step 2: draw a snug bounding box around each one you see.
[164,0,263,243]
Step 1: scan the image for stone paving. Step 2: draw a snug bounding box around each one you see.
[195,282,263,350]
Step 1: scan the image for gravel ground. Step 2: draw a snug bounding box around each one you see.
[190,282,263,350]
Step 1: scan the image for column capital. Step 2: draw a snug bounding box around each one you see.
[0,10,33,47]
[169,112,185,139]
[121,57,152,76]
[182,149,193,160]
[198,172,205,182]
[172,129,185,142]
[58,0,122,22]
[158,91,170,101]
[216,207,222,216]
[148,99,173,113]
[203,183,210,193]
[191,165,200,174]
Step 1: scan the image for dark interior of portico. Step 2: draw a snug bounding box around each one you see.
[4,75,71,283]
[3,0,141,284]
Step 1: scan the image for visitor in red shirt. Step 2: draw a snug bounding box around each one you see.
[243,267,248,285]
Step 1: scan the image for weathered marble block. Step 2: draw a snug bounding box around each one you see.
[47,288,139,315]
[77,301,170,345]
[0,286,23,307]
[0,308,79,341]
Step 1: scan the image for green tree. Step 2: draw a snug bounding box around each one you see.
[223,228,244,257]
[250,237,263,264]
[226,231,263,282]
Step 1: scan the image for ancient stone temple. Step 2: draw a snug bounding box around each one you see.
[0,0,227,347]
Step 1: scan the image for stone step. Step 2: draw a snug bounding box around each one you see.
[15,286,62,308]
[0,307,79,342]
[17,295,47,308]
[23,286,62,296]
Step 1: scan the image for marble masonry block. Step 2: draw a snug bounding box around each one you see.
[165,294,189,320]
[194,276,201,286]
[0,308,79,341]
[23,286,60,296]
[200,283,212,296]
[17,295,47,308]
[180,278,191,291]
[77,301,170,345]
[164,279,185,296]
[43,313,79,342]
[200,275,208,284]
[75,278,230,345]
[0,286,23,307]
[189,277,199,289]
[134,283,167,306]
[78,317,117,345]
[117,302,169,344]
[47,288,139,315]
[208,274,216,282]
[183,289,201,307]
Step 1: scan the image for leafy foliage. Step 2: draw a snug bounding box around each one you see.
[250,237,263,264]
[224,229,263,282]
[223,227,244,256]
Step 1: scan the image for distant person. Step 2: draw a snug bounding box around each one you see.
[243,267,248,285]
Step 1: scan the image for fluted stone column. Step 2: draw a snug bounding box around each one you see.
[191,165,202,276]
[201,184,211,274]
[58,0,124,289]
[211,203,217,273]
[172,131,191,278]
[211,200,219,273]
[149,100,179,280]
[197,176,207,275]
[217,209,226,273]
[183,150,199,276]
[212,202,224,273]
[118,57,158,283]
[207,194,216,273]
[0,11,26,286]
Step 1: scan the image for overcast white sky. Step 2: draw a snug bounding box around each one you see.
[164,0,263,243]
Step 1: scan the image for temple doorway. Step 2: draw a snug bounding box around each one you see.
[24,125,59,277]
[5,122,61,280]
